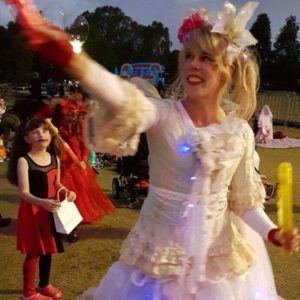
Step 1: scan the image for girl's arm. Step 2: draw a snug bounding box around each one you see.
[55,156,76,202]
[17,157,61,211]
[55,156,63,190]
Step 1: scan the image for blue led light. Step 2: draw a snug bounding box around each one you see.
[190,176,196,181]
[179,144,192,153]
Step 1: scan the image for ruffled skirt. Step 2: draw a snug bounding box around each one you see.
[79,188,281,300]
[79,258,281,300]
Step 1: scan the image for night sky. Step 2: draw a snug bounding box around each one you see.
[0,0,299,49]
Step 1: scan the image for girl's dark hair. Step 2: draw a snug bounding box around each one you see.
[7,118,58,186]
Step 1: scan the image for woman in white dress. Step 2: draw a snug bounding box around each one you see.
[8,0,299,299]
[256,105,274,143]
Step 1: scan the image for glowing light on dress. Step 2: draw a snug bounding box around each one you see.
[178,144,192,153]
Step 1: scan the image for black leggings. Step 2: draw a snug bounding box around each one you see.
[39,253,52,287]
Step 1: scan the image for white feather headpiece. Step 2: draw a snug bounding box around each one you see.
[178,1,259,64]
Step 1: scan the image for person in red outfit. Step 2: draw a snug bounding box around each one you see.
[52,98,114,243]
[7,118,76,300]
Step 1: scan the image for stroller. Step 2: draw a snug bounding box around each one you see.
[94,152,115,170]
[112,133,149,208]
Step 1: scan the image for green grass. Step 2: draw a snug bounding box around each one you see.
[0,126,300,299]
[255,127,300,300]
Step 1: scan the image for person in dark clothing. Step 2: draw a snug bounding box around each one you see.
[58,83,65,98]
[122,133,149,208]
[46,78,57,97]
[29,72,42,100]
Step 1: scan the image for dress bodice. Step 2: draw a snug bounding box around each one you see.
[146,101,247,195]
[24,154,57,198]
[117,99,265,285]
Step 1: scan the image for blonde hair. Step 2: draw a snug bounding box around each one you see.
[174,25,259,120]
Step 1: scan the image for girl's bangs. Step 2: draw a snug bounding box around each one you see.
[24,119,50,134]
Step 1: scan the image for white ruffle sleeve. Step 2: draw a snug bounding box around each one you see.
[80,59,170,156]
[228,124,276,239]
[228,124,266,216]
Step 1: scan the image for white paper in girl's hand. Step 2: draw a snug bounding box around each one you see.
[53,187,82,234]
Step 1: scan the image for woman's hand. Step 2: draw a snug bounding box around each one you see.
[41,199,61,212]
[269,227,299,253]
[281,228,299,253]
[67,190,77,202]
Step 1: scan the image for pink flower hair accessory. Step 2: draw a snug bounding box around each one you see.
[177,12,207,44]
[177,1,259,64]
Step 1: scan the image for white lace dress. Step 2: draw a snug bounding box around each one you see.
[78,61,281,300]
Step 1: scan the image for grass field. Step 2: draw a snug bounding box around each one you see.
[0,126,300,300]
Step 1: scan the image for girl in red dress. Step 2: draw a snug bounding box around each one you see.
[7,118,76,300]
[52,98,114,242]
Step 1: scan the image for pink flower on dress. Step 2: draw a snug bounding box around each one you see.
[177,12,206,44]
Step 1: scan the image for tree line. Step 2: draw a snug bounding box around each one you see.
[0,6,299,91]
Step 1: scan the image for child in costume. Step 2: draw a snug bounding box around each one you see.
[51,98,114,242]
[7,118,76,300]
[9,1,299,299]
[255,105,273,143]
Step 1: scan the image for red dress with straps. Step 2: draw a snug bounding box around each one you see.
[17,154,64,255]
[59,127,114,224]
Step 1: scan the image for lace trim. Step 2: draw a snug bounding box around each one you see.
[206,232,255,281]
[228,193,265,216]
[228,161,266,215]
[120,227,255,280]
[120,229,185,277]
[206,240,254,282]
[89,80,152,156]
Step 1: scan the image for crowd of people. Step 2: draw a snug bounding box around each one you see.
[0,0,299,300]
